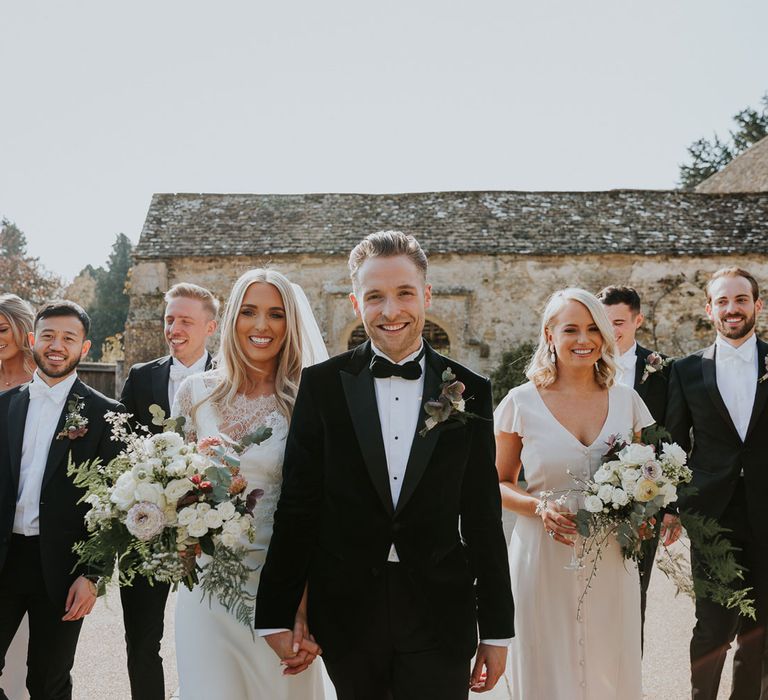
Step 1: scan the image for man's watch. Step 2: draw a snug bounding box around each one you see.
[83,574,103,596]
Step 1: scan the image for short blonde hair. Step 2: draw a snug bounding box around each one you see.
[348,231,427,291]
[0,294,35,373]
[527,288,618,389]
[165,283,220,319]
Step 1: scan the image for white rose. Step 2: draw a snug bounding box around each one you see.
[216,502,236,521]
[110,472,137,510]
[177,506,197,527]
[619,443,656,466]
[660,482,678,507]
[187,518,208,538]
[131,462,153,482]
[584,495,604,513]
[149,432,185,458]
[597,485,614,503]
[239,515,253,533]
[611,487,630,506]
[620,468,642,490]
[223,519,242,536]
[220,532,238,548]
[134,482,167,509]
[661,442,687,468]
[165,478,193,504]
[593,468,613,484]
[196,502,211,514]
[203,509,223,530]
[189,454,209,471]
[166,459,189,477]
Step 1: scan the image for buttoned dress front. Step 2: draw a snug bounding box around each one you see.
[495,381,653,700]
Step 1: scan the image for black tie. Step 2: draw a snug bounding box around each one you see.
[369,348,425,380]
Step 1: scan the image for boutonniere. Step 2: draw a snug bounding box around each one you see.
[57,394,89,440]
[759,357,768,384]
[420,367,484,437]
[640,352,672,385]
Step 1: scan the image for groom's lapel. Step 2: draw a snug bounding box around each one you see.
[341,341,394,516]
[394,344,442,518]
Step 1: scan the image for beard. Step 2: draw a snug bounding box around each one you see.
[714,309,757,340]
[32,348,82,379]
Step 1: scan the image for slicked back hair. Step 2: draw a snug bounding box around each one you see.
[165,283,220,319]
[706,267,760,303]
[348,231,428,291]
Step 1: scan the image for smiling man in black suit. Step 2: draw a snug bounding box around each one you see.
[0,301,122,700]
[118,282,218,700]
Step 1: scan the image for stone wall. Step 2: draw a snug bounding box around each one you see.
[125,253,768,373]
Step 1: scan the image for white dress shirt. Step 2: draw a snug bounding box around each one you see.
[615,343,637,388]
[715,334,758,442]
[168,352,209,409]
[13,371,79,536]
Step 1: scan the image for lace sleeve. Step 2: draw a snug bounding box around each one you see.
[172,376,198,443]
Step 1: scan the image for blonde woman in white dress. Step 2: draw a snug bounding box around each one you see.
[495,288,654,700]
[172,269,328,700]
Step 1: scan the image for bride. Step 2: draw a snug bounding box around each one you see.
[495,288,654,700]
[172,269,328,699]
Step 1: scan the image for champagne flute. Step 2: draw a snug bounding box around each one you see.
[562,493,585,571]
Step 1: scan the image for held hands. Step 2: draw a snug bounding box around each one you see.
[264,628,322,676]
[62,575,98,621]
[470,643,507,693]
[538,502,577,547]
[660,513,683,546]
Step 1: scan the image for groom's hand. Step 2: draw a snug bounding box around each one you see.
[264,630,321,676]
[469,643,507,693]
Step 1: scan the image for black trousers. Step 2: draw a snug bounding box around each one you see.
[119,575,170,700]
[322,563,471,700]
[690,481,768,700]
[0,535,83,700]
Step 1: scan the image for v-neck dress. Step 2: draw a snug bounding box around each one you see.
[495,381,654,700]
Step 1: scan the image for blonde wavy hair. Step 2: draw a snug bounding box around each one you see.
[194,269,304,422]
[0,293,36,374]
[526,287,618,389]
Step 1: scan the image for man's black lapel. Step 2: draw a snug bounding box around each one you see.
[746,337,768,442]
[634,345,651,400]
[394,344,442,518]
[152,356,172,417]
[8,386,30,492]
[701,343,741,442]
[41,379,92,492]
[340,342,394,516]
[204,352,213,372]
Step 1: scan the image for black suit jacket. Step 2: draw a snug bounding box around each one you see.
[666,337,768,532]
[255,341,514,659]
[633,344,672,426]
[120,354,212,433]
[0,379,123,610]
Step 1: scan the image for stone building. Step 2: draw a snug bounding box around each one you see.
[126,187,768,374]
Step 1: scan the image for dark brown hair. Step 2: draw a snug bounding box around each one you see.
[706,267,760,302]
[596,286,642,315]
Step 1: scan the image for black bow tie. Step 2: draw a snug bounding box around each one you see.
[369,348,425,380]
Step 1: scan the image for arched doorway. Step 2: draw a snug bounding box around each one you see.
[347,319,451,353]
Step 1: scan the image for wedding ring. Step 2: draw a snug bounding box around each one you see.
[547,529,555,538]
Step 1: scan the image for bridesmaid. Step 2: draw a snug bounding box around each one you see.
[0,294,35,700]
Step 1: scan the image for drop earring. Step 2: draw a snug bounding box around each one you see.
[549,345,556,364]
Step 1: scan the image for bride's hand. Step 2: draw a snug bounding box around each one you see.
[539,503,577,546]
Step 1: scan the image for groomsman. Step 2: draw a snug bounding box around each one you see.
[256,231,514,699]
[666,268,768,699]
[118,283,218,700]
[597,285,672,641]
[0,301,122,699]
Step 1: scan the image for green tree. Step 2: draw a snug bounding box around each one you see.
[679,92,768,189]
[0,218,63,304]
[489,341,536,406]
[87,233,133,361]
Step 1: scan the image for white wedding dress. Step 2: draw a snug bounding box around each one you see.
[172,371,326,700]
[495,381,654,700]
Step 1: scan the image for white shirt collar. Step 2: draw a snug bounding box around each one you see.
[28,369,78,402]
[171,351,209,372]
[715,333,757,359]
[370,341,425,366]
[618,342,638,365]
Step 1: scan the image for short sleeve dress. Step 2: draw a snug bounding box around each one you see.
[495,381,654,700]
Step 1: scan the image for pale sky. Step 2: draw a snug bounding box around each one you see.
[2,1,767,281]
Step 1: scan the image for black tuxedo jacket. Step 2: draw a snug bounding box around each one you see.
[120,353,212,433]
[666,337,768,532]
[633,344,672,426]
[255,341,514,659]
[0,379,123,609]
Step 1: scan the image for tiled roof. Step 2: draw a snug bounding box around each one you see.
[135,190,768,258]
[696,135,768,193]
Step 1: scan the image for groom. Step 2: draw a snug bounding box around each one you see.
[0,301,123,699]
[666,267,768,699]
[256,231,514,698]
